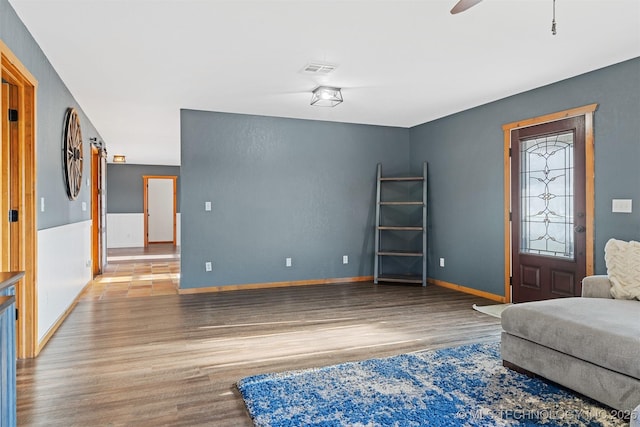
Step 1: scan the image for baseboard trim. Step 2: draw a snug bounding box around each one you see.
[37,280,93,355]
[429,278,505,303]
[179,276,374,294]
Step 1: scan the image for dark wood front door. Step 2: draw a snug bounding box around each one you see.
[511,116,587,302]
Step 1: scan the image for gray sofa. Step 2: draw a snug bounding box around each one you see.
[501,275,640,421]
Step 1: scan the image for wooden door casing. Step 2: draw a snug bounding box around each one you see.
[91,146,104,277]
[1,40,39,358]
[503,104,597,304]
[142,175,177,246]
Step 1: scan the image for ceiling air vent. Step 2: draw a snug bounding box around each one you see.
[302,62,337,75]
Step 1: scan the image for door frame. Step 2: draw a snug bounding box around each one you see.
[1,40,39,358]
[502,104,597,303]
[91,145,106,276]
[142,175,177,246]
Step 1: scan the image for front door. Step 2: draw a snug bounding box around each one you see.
[511,116,587,302]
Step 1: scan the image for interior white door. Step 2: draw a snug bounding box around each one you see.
[147,178,174,242]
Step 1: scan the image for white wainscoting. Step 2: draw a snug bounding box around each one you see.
[107,213,144,247]
[107,213,181,248]
[37,220,92,342]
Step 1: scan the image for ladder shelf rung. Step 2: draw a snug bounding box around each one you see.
[380,177,424,182]
[378,251,423,257]
[379,201,423,206]
[378,226,423,231]
[377,274,424,284]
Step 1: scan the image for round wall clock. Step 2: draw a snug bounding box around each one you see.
[63,108,84,200]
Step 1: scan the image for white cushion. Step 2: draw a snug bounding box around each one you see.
[604,238,640,300]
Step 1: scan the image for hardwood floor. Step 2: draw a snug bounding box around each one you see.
[84,261,180,300]
[106,243,180,263]
[17,267,502,426]
[83,244,181,300]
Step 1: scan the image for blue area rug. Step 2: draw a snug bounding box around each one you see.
[237,342,625,426]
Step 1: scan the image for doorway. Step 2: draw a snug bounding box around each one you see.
[1,81,18,271]
[1,40,38,358]
[91,146,107,276]
[503,104,597,303]
[143,175,177,246]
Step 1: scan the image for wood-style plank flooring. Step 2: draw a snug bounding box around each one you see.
[107,243,180,261]
[17,257,502,426]
[85,244,181,299]
[85,261,180,299]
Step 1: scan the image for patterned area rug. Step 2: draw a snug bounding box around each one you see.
[237,343,625,426]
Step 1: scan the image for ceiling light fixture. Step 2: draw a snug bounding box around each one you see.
[310,86,343,107]
[112,154,126,163]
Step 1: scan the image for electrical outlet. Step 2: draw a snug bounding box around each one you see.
[285,257,292,267]
[439,258,445,268]
[205,261,212,271]
[343,255,349,264]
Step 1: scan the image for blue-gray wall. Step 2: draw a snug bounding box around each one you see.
[410,57,640,296]
[180,110,410,289]
[1,0,105,230]
[107,164,180,213]
[181,58,638,295]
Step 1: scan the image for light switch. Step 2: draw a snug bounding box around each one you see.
[205,201,212,211]
[82,202,87,211]
[40,197,45,212]
[612,199,632,213]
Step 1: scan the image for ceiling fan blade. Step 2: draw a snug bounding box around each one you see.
[450,0,483,14]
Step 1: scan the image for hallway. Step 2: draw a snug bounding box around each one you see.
[83,244,180,300]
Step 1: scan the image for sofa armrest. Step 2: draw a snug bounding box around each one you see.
[581,275,613,299]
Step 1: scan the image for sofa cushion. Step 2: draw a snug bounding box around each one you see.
[605,238,640,300]
[501,298,640,379]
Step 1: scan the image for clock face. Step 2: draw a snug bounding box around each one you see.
[63,108,83,200]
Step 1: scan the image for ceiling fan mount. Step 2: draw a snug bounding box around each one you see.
[449,0,483,15]
[450,0,559,35]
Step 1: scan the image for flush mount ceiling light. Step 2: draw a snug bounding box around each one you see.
[112,154,126,163]
[310,86,343,107]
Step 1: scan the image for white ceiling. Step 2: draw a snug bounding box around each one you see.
[9,0,640,166]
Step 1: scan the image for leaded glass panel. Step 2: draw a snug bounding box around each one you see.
[520,131,574,258]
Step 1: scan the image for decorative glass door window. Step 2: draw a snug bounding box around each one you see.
[519,131,574,259]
